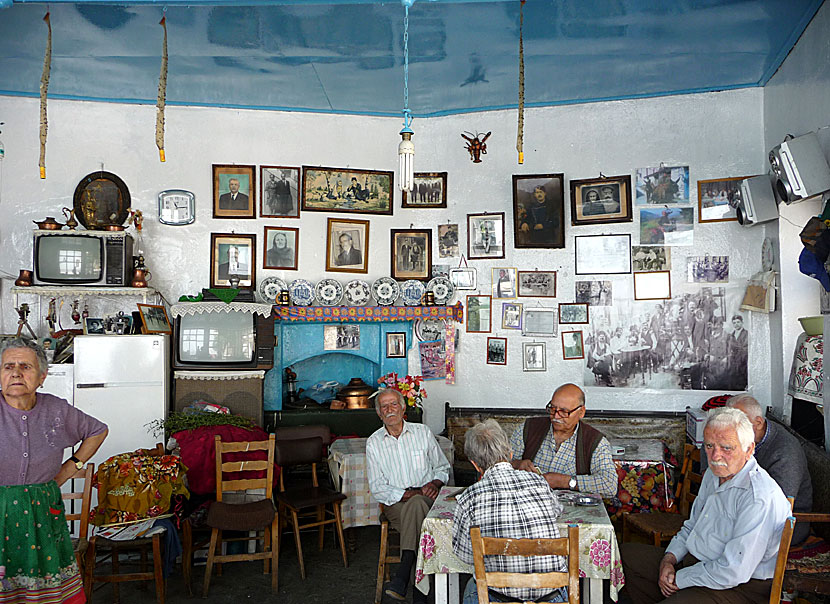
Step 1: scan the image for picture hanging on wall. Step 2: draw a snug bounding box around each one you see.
[559,303,589,324]
[687,256,729,283]
[301,166,393,215]
[512,173,565,248]
[263,226,299,270]
[437,224,459,257]
[210,232,256,288]
[402,172,448,208]
[324,324,360,350]
[501,302,523,330]
[518,270,556,298]
[386,332,406,358]
[260,166,300,219]
[213,164,256,219]
[561,331,584,360]
[492,267,518,299]
[698,176,747,223]
[466,295,491,333]
[569,174,633,225]
[325,218,370,274]
[419,339,447,380]
[575,280,612,306]
[486,337,507,365]
[574,234,632,275]
[639,207,694,246]
[635,165,690,205]
[391,229,432,280]
[523,342,546,372]
[467,213,505,260]
[632,246,671,272]
[633,271,672,300]
[450,267,477,290]
[522,308,558,337]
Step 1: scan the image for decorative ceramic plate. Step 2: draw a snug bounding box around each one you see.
[415,318,445,342]
[401,280,426,306]
[371,277,400,306]
[427,276,455,305]
[259,277,287,304]
[761,237,775,272]
[315,278,344,306]
[289,279,315,306]
[344,279,371,306]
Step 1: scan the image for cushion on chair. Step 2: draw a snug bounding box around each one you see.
[207,498,276,531]
[276,486,346,510]
[626,511,686,536]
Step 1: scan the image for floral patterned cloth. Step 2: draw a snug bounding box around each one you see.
[415,486,625,601]
[788,333,823,404]
[604,441,676,522]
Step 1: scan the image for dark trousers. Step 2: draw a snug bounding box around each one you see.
[621,543,772,604]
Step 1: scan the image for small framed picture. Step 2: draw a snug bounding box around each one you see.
[558,303,589,324]
[523,342,546,372]
[569,174,633,226]
[263,226,299,270]
[522,308,558,337]
[574,234,632,275]
[518,271,556,298]
[449,267,477,290]
[492,267,518,299]
[210,232,256,288]
[687,256,729,283]
[213,164,256,219]
[486,337,507,365]
[386,332,406,358]
[633,270,672,300]
[635,165,690,205]
[391,229,432,280]
[438,224,459,258]
[324,325,360,350]
[501,302,523,330]
[512,173,565,248]
[402,172,448,208]
[466,295,491,333]
[639,207,695,246]
[698,176,748,223]
[83,317,105,335]
[561,331,584,360]
[260,166,300,218]
[467,213,505,260]
[575,280,612,306]
[326,218,370,274]
[136,303,172,335]
[632,246,671,272]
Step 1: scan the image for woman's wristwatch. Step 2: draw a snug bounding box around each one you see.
[68,455,84,470]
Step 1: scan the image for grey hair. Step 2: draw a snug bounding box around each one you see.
[726,393,764,420]
[464,419,511,471]
[0,337,48,374]
[705,407,754,452]
[374,387,405,413]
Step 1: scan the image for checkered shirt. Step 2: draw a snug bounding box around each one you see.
[452,462,567,602]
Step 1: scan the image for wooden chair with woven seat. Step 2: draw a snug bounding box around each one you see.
[62,462,94,580]
[622,443,702,546]
[374,503,401,604]
[470,525,580,604]
[202,433,279,597]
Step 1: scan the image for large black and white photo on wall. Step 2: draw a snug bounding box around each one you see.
[402,172,447,208]
[263,226,299,270]
[512,173,565,248]
[391,229,432,280]
[575,280,612,306]
[210,232,256,288]
[687,256,729,283]
[639,207,694,246]
[632,246,671,272]
[569,174,632,225]
[574,234,631,275]
[325,218,369,273]
[260,166,300,218]
[467,212,505,260]
[518,271,556,298]
[523,342,546,372]
[437,223,459,257]
[698,176,747,223]
[635,165,690,205]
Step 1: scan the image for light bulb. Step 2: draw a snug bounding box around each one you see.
[398,131,414,192]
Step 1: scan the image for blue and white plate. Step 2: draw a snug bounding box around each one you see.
[289,279,315,306]
[259,277,287,304]
[427,276,455,305]
[315,278,344,306]
[371,277,400,306]
[344,280,371,306]
[401,280,426,306]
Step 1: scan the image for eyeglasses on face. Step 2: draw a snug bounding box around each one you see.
[545,403,584,417]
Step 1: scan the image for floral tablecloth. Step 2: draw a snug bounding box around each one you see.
[414,486,625,601]
[788,333,823,404]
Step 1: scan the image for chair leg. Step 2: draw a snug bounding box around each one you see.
[152,534,165,604]
[202,528,220,598]
[182,519,192,597]
[291,509,306,579]
[263,527,271,574]
[112,543,121,604]
[317,505,325,551]
[270,517,279,593]
[653,532,662,548]
[333,502,348,568]
[83,538,96,603]
[375,522,388,604]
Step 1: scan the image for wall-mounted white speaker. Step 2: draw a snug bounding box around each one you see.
[768,132,830,204]
[737,175,779,227]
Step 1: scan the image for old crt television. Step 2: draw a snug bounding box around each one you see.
[33,231,133,286]
[173,310,274,370]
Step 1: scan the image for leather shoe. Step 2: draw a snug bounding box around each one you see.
[384,584,407,601]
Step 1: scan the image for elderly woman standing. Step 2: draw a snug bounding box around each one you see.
[0,338,108,604]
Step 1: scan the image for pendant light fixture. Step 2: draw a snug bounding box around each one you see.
[398,0,415,192]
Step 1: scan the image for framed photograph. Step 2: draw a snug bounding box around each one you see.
[575,280,612,306]
[561,331,585,360]
[570,174,633,225]
[632,246,671,272]
[386,332,406,358]
[523,342,546,372]
[391,229,432,280]
[301,166,393,215]
[501,302,523,330]
[83,317,105,335]
[698,176,748,223]
[574,234,632,275]
[518,271,556,298]
[639,207,695,246]
[402,172,447,208]
[633,270,672,300]
[213,164,256,219]
[492,267,518,299]
[136,303,172,335]
[512,174,565,248]
[210,233,256,288]
[687,256,729,283]
[559,303,589,324]
[522,308,558,337]
[450,267,477,290]
[324,325,360,350]
[260,166,300,218]
[326,218,369,274]
[437,223,459,258]
[635,165,690,205]
[432,265,449,278]
[466,295,491,333]
[467,213,505,260]
[263,226,299,270]
[486,337,507,365]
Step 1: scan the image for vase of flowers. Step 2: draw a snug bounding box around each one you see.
[377,372,426,409]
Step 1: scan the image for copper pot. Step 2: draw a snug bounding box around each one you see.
[14,269,33,286]
[338,377,374,410]
[102,224,126,231]
[33,217,64,230]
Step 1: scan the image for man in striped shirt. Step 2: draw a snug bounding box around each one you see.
[367,388,451,602]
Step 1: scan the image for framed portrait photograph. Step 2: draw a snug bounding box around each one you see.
[512,173,565,249]
[466,295,491,333]
[386,332,406,358]
[561,330,585,360]
[263,226,299,270]
[570,174,633,225]
[632,245,671,272]
[450,267,477,290]
[210,232,256,288]
[523,342,546,372]
[639,207,695,246]
[260,166,300,219]
[136,303,172,335]
[698,176,748,223]
[633,270,672,300]
[518,271,556,298]
[574,234,632,275]
[486,337,507,365]
[467,213,505,260]
[301,166,393,215]
[83,317,105,335]
[492,267,518,299]
[522,308,558,337]
[559,303,589,324]
[402,172,447,208]
[635,165,690,205]
[391,229,432,280]
[326,218,369,274]
[501,302,523,330]
[437,223,459,258]
[213,164,256,219]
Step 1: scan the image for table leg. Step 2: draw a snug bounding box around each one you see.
[582,578,604,604]
[448,573,460,604]
[434,573,449,604]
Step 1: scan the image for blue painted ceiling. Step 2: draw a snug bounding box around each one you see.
[0,0,824,116]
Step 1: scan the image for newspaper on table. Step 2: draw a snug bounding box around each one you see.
[93,514,172,541]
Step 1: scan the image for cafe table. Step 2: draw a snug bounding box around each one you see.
[414,486,625,604]
[605,438,675,523]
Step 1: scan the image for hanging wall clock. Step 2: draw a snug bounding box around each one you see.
[158,189,196,225]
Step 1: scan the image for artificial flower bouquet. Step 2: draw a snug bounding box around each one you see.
[377,372,427,408]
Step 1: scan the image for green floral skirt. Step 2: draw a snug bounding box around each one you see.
[0,482,85,604]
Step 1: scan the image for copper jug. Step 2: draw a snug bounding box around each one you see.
[338,377,374,410]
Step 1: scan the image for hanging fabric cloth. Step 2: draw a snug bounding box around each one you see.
[156,13,168,162]
[39,12,51,179]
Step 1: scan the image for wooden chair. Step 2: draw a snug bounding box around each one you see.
[783,511,830,595]
[274,435,348,580]
[202,434,279,597]
[374,504,401,604]
[470,525,580,604]
[622,444,702,546]
[770,514,797,604]
[63,462,95,577]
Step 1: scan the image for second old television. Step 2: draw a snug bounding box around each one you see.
[173,309,275,371]
[33,231,133,286]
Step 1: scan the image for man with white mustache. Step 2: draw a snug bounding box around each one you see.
[620,407,791,603]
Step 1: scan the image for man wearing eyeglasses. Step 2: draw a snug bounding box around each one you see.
[509,383,618,497]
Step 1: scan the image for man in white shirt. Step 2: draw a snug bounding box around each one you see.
[366,389,450,602]
[620,407,791,603]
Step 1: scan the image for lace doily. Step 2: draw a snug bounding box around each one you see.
[174,370,265,381]
[170,301,273,318]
